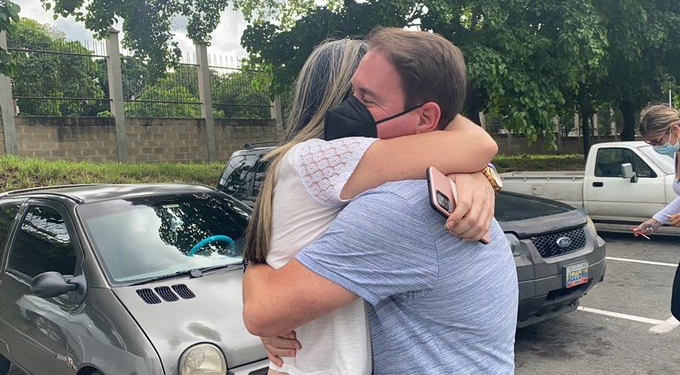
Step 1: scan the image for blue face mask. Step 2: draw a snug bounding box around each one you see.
[653,133,680,156]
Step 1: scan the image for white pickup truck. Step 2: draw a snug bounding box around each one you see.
[500,141,680,235]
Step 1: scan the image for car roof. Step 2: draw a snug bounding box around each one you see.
[0,183,216,204]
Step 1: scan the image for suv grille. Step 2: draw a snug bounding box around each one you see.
[530,227,586,258]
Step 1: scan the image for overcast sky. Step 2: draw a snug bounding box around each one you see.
[14,0,249,64]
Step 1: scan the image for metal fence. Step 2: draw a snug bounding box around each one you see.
[7,36,272,119]
[8,39,110,117]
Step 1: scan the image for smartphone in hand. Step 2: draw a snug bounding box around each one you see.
[426,166,490,244]
[426,166,458,218]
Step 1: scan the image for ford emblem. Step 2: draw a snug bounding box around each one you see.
[556,236,572,248]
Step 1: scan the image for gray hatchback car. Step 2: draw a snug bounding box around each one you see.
[0,184,268,375]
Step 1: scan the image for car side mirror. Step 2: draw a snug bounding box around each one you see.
[31,271,86,301]
[621,163,637,183]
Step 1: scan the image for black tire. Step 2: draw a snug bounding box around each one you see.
[0,355,10,375]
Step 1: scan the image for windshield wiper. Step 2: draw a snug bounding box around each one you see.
[128,264,241,286]
[129,269,204,286]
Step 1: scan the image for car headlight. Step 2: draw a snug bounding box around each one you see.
[179,343,226,375]
[585,215,598,238]
[505,233,521,256]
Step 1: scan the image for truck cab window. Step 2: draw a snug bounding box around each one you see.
[8,206,76,278]
[595,148,656,178]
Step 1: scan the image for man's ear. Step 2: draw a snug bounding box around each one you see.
[415,102,441,133]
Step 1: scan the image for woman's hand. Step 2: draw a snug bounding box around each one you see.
[444,172,495,242]
[260,331,301,367]
[668,213,680,227]
[633,218,661,236]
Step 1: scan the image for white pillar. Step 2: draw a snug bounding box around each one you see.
[270,96,283,124]
[106,28,127,162]
[196,44,216,162]
[0,32,16,155]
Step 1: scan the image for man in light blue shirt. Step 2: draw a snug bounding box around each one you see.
[297,180,517,374]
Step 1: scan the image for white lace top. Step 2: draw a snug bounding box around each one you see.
[267,137,376,375]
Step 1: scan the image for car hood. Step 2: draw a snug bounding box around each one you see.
[495,192,587,238]
[112,266,266,370]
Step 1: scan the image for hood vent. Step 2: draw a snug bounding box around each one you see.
[136,284,196,304]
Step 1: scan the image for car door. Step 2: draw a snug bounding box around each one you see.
[584,146,667,222]
[0,198,25,362]
[0,200,80,375]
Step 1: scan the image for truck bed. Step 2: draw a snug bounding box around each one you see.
[500,170,585,179]
[500,171,584,209]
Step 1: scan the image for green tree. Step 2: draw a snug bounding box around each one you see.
[240,0,608,148]
[212,69,270,118]
[8,18,105,116]
[590,0,680,141]
[417,0,608,148]
[0,0,20,76]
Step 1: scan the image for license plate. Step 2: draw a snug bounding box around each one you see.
[565,261,589,288]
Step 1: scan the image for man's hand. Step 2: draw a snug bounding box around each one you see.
[260,331,301,367]
[445,172,494,242]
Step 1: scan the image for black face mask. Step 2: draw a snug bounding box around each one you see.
[324,95,424,140]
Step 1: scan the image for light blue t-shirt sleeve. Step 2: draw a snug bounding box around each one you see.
[295,188,439,306]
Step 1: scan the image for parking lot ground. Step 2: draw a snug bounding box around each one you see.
[516,232,680,375]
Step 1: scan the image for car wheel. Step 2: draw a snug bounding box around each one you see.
[0,355,10,375]
[91,371,103,375]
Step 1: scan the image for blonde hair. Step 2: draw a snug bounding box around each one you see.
[244,39,368,263]
[639,104,680,139]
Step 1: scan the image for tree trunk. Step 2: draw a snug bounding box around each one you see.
[580,111,592,156]
[464,82,482,126]
[618,101,636,140]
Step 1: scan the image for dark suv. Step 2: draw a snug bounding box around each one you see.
[217,144,607,328]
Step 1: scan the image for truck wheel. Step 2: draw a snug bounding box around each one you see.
[0,356,10,375]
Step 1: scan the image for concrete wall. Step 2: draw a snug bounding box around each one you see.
[1,116,616,162]
[1,116,277,163]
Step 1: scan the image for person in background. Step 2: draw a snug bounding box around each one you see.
[243,27,516,375]
[634,103,680,320]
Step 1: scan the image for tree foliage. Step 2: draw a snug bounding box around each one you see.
[240,0,680,151]
[0,0,20,76]
[8,18,105,116]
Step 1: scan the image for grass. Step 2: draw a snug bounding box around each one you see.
[0,153,586,194]
[0,155,225,193]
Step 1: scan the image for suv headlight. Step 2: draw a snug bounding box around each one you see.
[505,233,521,256]
[179,343,226,375]
[585,215,598,239]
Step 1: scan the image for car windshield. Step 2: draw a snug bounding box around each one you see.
[77,192,251,285]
